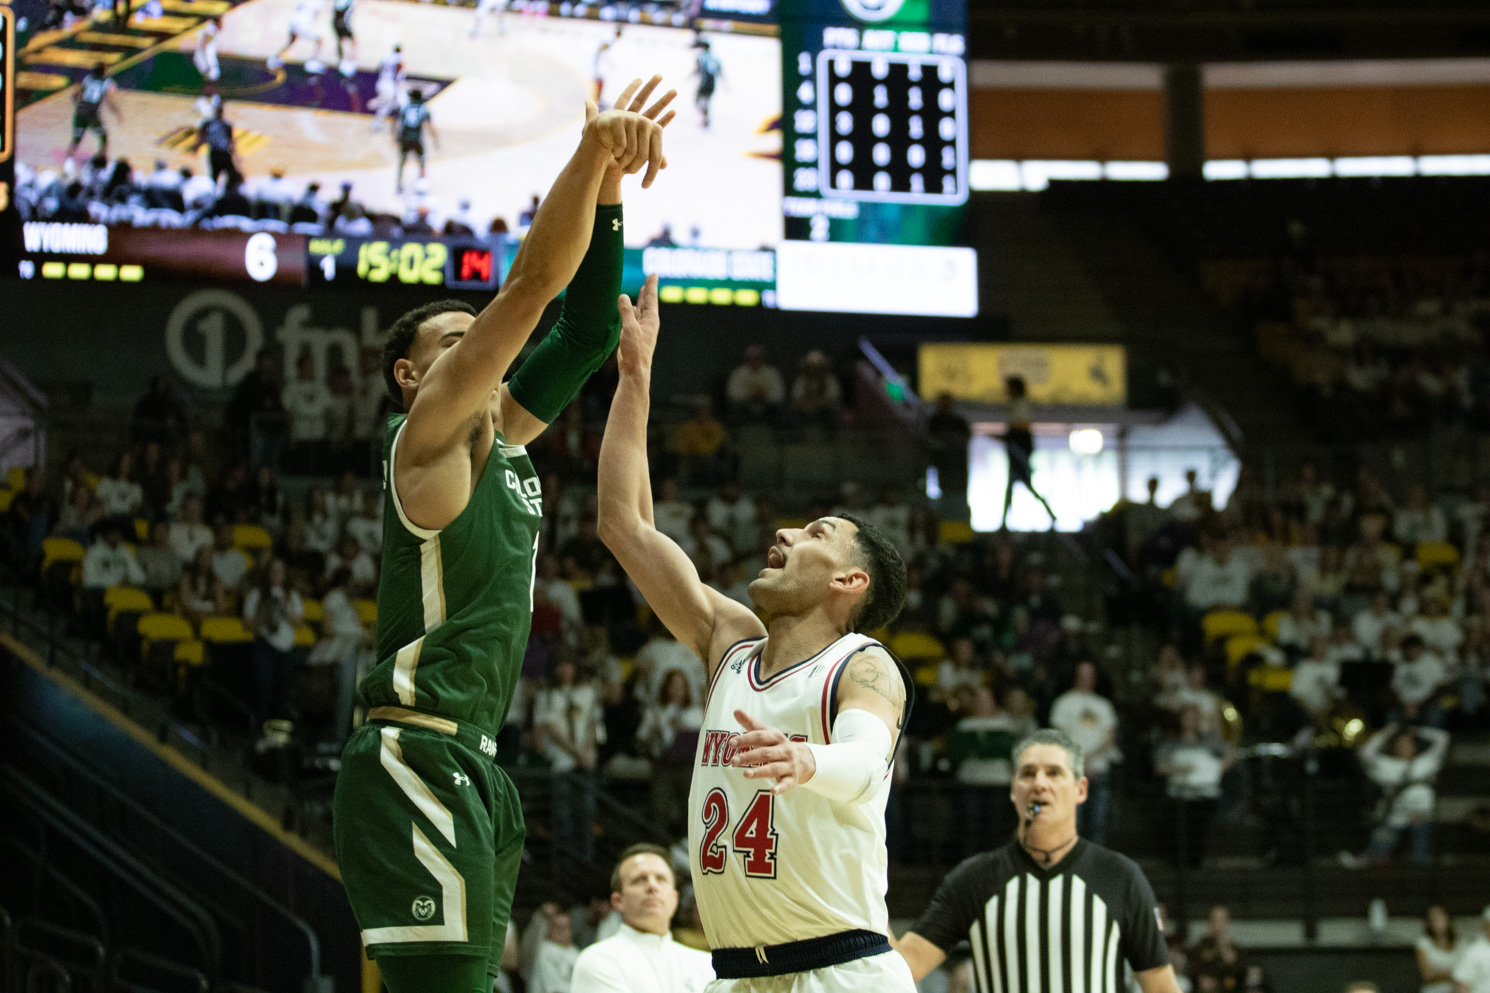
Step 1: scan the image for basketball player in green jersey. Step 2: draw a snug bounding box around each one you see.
[332,77,676,993]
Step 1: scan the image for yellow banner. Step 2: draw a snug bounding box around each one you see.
[918,343,1126,406]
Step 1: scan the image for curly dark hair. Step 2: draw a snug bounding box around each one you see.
[837,512,907,633]
[381,299,478,406]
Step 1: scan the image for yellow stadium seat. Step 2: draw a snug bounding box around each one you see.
[0,491,13,513]
[888,631,945,661]
[1248,665,1293,692]
[301,598,324,626]
[133,518,150,542]
[1202,610,1258,645]
[233,524,274,551]
[137,612,194,643]
[1262,610,1288,642]
[1160,567,1177,589]
[913,663,939,688]
[294,624,316,647]
[199,616,253,644]
[6,466,25,490]
[1225,634,1268,667]
[939,521,975,545]
[174,639,205,667]
[105,587,154,634]
[41,537,86,570]
[85,473,100,491]
[1417,541,1460,571]
[353,599,378,626]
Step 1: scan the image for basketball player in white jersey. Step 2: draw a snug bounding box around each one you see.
[268,0,328,73]
[370,44,407,132]
[469,0,510,38]
[597,276,917,993]
[193,17,221,84]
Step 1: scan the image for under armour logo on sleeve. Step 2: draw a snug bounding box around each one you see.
[612,217,621,231]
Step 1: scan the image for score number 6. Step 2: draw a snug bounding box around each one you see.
[245,232,279,283]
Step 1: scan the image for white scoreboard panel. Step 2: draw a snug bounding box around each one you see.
[815,51,968,205]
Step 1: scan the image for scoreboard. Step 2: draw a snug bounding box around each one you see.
[0,7,17,261]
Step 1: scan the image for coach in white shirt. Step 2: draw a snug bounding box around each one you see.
[570,843,714,993]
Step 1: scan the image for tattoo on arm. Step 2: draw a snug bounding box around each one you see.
[846,654,906,722]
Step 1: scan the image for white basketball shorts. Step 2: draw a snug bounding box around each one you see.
[703,950,916,993]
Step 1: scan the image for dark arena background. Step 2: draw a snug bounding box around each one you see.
[3,0,1490,988]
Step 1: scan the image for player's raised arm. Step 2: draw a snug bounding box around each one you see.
[399,79,669,465]
[497,79,677,447]
[597,275,764,667]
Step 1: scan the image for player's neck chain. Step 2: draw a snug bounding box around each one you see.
[1020,830,1078,868]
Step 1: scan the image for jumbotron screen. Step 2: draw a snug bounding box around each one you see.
[1,0,972,316]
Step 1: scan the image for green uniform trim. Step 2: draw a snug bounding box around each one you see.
[506,203,624,424]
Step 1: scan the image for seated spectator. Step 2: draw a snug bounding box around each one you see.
[1410,594,1463,665]
[1184,533,1253,616]
[209,177,253,219]
[178,546,226,627]
[789,349,841,430]
[679,514,731,578]
[534,554,583,650]
[633,623,704,708]
[247,464,284,533]
[308,567,370,747]
[1291,636,1344,724]
[670,399,728,485]
[945,686,1020,855]
[706,479,756,556]
[530,907,578,993]
[1342,722,1449,867]
[559,511,610,582]
[724,344,785,424]
[1163,664,1226,738]
[206,462,251,525]
[1391,634,1449,725]
[1168,469,1205,524]
[210,522,250,592]
[1049,661,1119,846]
[1249,544,1298,618]
[96,452,144,529]
[304,487,339,554]
[1395,484,1448,547]
[131,374,186,448]
[137,441,172,518]
[636,669,703,838]
[1452,908,1490,993]
[1416,904,1464,993]
[999,685,1039,740]
[1352,591,1401,658]
[288,182,324,226]
[935,636,983,702]
[1156,704,1232,867]
[1345,516,1402,597]
[1188,906,1246,992]
[442,197,477,236]
[1275,586,1332,659]
[324,534,377,598]
[243,557,304,732]
[650,478,692,546]
[81,522,144,635]
[57,477,102,544]
[282,352,331,469]
[135,520,183,595]
[536,657,602,864]
[4,468,54,565]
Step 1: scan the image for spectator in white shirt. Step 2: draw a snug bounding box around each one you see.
[210,523,250,591]
[243,557,304,728]
[570,844,714,993]
[168,494,213,563]
[636,670,703,840]
[1396,484,1449,547]
[1453,908,1490,993]
[136,520,183,595]
[1184,534,1254,614]
[1353,591,1402,659]
[934,636,983,702]
[1411,595,1463,665]
[680,514,731,577]
[96,452,144,525]
[1392,635,1450,725]
[82,522,145,590]
[705,480,756,555]
[536,658,603,863]
[1164,664,1226,738]
[344,490,382,558]
[707,560,752,607]
[633,627,704,709]
[282,352,332,445]
[307,567,369,745]
[1274,586,1332,660]
[324,534,377,598]
[1290,636,1343,723]
[1418,904,1466,993]
[304,487,339,554]
[724,344,785,424]
[1167,469,1205,524]
[536,553,583,649]
[651,478,693,546]
[1344,723,1449,867]
[1049,661,1119,845]
[530,908,580,993]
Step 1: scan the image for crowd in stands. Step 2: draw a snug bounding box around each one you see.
[14,149,515,237]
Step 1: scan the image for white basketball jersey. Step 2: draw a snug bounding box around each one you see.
[687,633,897,951]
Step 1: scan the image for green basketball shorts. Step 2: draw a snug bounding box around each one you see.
[333,707,525,973]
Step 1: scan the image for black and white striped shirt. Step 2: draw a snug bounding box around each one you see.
[910,840,1169,993]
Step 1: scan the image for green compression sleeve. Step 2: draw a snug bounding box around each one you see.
[506,203,624,425]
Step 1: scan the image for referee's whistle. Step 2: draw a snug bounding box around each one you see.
[1027,802,1041,818]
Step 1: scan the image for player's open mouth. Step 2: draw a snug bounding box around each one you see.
[766,547,786,569]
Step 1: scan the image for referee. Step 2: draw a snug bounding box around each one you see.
[896,729,1182,993]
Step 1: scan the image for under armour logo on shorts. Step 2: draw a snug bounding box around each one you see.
[412,896,437,921]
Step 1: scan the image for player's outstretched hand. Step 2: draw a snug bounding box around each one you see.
[584,75,676,188]
[731,709,817,795]
[617,274,660,379]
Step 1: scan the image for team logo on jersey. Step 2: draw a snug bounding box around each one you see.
[412,896,437,921]
[505,470,542,516]
[839,0,903,23]
[731,653,749,674]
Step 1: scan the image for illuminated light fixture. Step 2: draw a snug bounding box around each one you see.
[1202,160,1249,180]
[968,159,1021,191]
[733,289,761,306]
[41,262,66,278]
[1417,155,1490,176]
[1249,158,1332,179]
[67,262,92,279]
[1333,156,1415,177]
[120,265,144,282]
[93,264,118,281]
[709,287,734,305]
[1104,161,1169,181]
[658,285,685,303]
[1068,428,1104,455]
[684,286,709,304]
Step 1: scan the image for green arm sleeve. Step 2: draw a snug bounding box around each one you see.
[506,203,624,425]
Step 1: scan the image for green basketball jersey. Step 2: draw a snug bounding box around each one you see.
[359,414,542,739]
